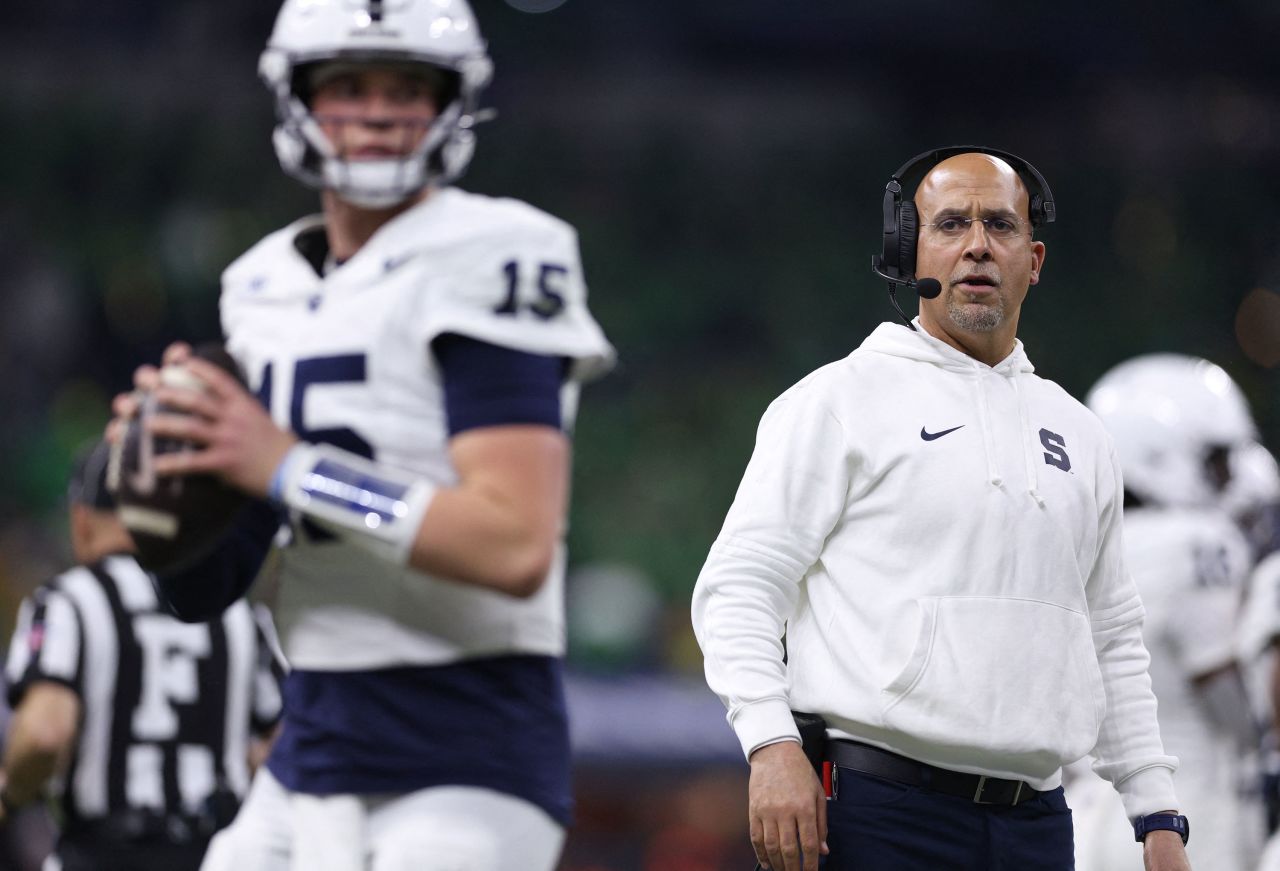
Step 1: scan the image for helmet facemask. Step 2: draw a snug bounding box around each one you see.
[273,63,472,208]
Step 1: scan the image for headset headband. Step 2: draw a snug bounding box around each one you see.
[888,145,1056,228]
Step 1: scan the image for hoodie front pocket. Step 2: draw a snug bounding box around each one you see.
[879,596,1104,772]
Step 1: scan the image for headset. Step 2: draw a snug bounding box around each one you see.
[871,145,1056,329]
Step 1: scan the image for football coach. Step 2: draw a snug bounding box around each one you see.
[691,148,1191,871]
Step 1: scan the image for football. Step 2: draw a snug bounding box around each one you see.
[109,343,251,575]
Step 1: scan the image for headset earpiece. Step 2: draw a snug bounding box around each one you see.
[897,199,918,280]
[1028,192,1046,228]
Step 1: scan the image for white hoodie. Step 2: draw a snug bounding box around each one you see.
[692,319,1178,818]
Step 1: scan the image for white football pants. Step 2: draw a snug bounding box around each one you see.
[199,769,565,871]
[1066,764,1254,871]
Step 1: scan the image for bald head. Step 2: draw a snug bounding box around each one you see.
[916,153,1031,225]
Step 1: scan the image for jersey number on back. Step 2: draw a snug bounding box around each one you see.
[1192,542,1234,589]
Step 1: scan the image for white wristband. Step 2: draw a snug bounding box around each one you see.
[272,443,436,566]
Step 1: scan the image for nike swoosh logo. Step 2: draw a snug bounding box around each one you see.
[383,254,414,273]
[920,425,965,441]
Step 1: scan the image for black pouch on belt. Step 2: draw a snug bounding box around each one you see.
[791,710,827,776]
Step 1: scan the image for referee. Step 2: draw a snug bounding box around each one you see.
[0,441,283,871]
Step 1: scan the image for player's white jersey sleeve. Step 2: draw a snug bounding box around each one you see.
[1241,552,1280,661]
[400,194,614,382]
[1237,551,1280,724]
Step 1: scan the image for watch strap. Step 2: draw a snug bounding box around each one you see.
[1132,812,1189,846]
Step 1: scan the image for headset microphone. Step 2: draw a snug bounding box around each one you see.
[871,257,942,328]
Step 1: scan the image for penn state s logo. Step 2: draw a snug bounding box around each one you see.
[1039,428,1071,472]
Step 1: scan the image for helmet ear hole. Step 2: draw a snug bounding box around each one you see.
[1204,446,1233,493]
[433,70,462,111]
[291,63,317,106]
[898,200,919,280]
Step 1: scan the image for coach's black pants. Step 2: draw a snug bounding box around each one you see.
[822,768,1075,870]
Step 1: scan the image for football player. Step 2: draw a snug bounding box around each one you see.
[1252,549,1280,871]
[1230,442,1280,865]
[110,1,613,869]
[1070,354,1261,871]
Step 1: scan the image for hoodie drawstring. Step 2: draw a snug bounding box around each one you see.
[973,363,1046,507]
[1012,376,1046,507]
[973,370,1003,488]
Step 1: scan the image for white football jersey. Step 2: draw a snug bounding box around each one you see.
[1236,549,1280,843]
[1238,551,1280,679]
[220,188,614,671]
[1067,506,1254,870]
[1125,508,1252,754]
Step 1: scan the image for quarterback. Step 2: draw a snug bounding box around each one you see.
[112,1,613,869]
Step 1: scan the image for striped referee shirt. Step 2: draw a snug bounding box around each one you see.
[4,554,282,835]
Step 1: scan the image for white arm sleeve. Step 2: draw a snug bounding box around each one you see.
[272,442,437,566]
[1086,447,1180,819]
[691,386,853,759]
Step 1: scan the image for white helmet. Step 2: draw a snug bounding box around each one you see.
[259,0,493,208]
[1222,440,1280,557]
[1085,354,1258,508]
[1222,441,1280,519]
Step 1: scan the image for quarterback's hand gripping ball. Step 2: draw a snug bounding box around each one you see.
[108,344,251,573]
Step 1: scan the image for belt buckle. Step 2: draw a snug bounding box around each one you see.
[972,775,992,804]
[971,776,1023,805]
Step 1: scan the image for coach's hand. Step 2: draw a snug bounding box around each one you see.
[748,740,828,871]
[1143,830,1192,871]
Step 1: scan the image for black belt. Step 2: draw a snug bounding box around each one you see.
[825,740,1042,806]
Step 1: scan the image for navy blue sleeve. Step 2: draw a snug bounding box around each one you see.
[431,333,567,437]
[153,499,282,622]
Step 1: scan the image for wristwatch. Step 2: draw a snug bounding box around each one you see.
[1132,812,1189,846]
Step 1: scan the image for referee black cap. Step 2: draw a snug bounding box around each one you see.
[68,439,117,511]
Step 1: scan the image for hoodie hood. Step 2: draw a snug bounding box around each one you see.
[861,317,1036,377]
[861,318,1045,505]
